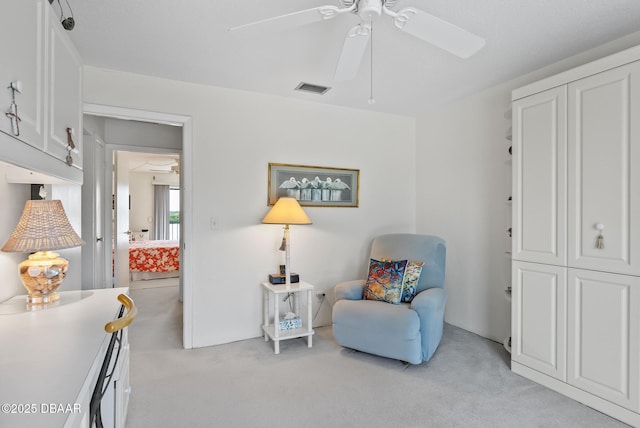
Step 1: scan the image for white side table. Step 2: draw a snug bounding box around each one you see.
[262,281,315,354]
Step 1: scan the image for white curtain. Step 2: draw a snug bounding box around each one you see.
[153,185,170,240]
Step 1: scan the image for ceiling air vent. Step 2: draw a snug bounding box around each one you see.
[295,82,331,95]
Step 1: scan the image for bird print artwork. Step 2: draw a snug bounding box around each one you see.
[279,175,350,202]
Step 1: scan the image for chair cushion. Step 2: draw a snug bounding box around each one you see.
[332,299,422,363]
[362,259,407,304]
[401,261,424,303]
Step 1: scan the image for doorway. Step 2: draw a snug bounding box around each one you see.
[83,103,193,349]
[113,149,182,291]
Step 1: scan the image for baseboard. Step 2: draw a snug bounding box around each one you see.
[512,361,639,427]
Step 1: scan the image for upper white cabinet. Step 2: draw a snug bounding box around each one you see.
[47,6,83,170]
[512,86,567,266]
[0,0,46,150]
[0,0,83,183]
[567,61,640,276]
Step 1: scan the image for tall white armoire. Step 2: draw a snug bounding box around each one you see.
[511,45,640,427]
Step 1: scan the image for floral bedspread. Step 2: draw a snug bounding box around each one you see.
[129,240,180,273]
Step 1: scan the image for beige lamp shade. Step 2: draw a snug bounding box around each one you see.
[262,197,312,225]
[2,200,84,253]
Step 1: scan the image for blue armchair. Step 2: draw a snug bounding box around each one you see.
[332,234,447,364]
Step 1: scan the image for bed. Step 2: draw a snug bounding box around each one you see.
[129,240,180,281]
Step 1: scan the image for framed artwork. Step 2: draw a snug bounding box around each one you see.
[268,163,359,207]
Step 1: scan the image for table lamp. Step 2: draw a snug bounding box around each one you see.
[262,197,311,285]
[1,200,84,305]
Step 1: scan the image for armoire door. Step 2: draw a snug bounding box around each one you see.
[512,86,567,266]
[46,6,83,170]
[512,261,567,381]
[0,0,46,149]
[567,60,640,276]
[567,268,640,411]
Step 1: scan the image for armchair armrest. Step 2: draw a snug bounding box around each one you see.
[411,287,447,314]
[334,280,366,301]
[411,287,447,361]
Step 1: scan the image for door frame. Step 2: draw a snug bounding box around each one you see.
[111,147,182,289]
[83,103,194,349]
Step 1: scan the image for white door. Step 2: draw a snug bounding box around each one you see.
[81,132,106,288]
[114,151,131,288]
[567,268,640,411]
[512,261,567,381]
[567,61,640,276]
[93,136,106,288]
[512,86,567,266]
[46,5,82,169]
[0,0,45,149]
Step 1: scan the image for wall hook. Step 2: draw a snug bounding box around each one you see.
[5,81,23,136]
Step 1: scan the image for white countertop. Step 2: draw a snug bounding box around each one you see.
[0,288,128,428]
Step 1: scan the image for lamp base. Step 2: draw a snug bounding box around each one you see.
[18,251,68,305]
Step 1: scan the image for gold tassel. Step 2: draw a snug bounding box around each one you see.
[596,234,604,249]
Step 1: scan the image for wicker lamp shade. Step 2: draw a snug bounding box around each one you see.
[2,200,84,253]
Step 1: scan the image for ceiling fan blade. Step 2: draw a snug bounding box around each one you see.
[229,5,353,35]
[333,24,371,82]
[389,8,485,58]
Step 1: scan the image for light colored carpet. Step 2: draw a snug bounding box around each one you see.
[126,286,629,428]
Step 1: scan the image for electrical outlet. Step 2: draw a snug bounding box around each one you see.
[316,292,326,300]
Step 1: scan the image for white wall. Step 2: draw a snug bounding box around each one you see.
[416,31,640,343]
[0,163,31,302]
[83,67,416,347]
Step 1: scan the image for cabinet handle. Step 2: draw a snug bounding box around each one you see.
[104,294,137,333]
[65,128,75,167]
[595,223,605,249]
[5,81,22,136]
[96,237,103,242]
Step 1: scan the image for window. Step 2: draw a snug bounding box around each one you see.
[169,188,180,240]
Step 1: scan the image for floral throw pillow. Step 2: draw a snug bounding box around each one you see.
[363,259,408,304]
[401,261,424,303]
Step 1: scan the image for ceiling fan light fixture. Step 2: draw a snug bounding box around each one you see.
[358,0,382,21]
[295,82,331,95]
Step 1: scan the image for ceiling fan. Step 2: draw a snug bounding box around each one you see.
[229,0,485,82]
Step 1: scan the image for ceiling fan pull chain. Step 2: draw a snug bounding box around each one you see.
[368,21,375,105]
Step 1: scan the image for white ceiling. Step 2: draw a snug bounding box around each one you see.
[126,152,179,174]
[64,0,640,117]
